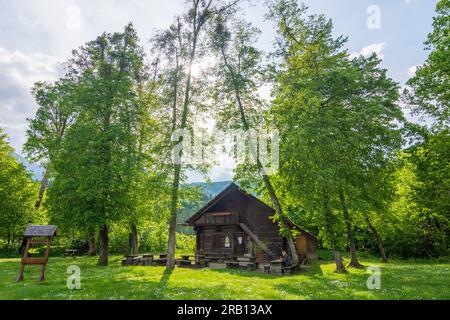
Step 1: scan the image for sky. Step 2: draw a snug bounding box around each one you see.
[0,0,438,182]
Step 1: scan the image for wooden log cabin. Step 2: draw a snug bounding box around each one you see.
[186,183,318,268]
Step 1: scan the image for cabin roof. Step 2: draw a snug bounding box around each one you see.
[186,182,273,225]
[288,221,318,240]
[23,225,57,237]
[186,182,318,240]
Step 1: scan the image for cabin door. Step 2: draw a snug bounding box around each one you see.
[234,233,246,256]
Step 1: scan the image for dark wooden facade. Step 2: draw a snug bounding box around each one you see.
[186,183,317,266]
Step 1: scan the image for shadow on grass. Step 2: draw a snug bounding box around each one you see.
[207,260,325,279]
[160,267,173,289]
[274,269,372,300]
[123,278,235,300]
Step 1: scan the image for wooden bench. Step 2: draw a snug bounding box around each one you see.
[225,261,239,268]
[151,258,167,266]
[239,262,257,271]
[203,253,228,263]
[225,260,256,271]
[236,256,255,262]
[176,254,207,269]
[122,253,170,267]
[283,264,298,275]
[122,254,142,266]
[177,259,205,268]
[264,260,299,275]
[64,249,78,258]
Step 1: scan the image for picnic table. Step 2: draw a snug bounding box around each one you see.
[225,258,257,271]
[122,254,143,266]
[181,254,204,260]
[151,254,168,266]
[121,253,169,266]
[140,254,154,266]
[269,259,283,275]
[64,249,78,258]
[176,254,206,268]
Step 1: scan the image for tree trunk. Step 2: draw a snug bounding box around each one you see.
[261,174,298,264]
[364,213,388,262]
[98,225,109,266]
[165,31,181,269]
[220,47,298,264]
[165,0,228,268]
[128,224,139,255]
[323,186,346,273]
[34,168,49,210]
[339,191,363,268]
[87,231,97,256]
[166,20,200,268]
[167,164,181,269]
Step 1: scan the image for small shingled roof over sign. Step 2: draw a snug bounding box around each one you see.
[23,225,57,237]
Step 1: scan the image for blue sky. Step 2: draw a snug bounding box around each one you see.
[0,0,438,182]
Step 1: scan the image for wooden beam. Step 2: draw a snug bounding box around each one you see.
[238,223,274,256]
[21,257,48,265]
[210,212,232,217]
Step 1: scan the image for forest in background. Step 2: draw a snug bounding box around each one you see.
[0,0,448,273]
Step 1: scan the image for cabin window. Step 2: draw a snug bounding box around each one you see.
[238,236,243,244]
[224,236,230,248]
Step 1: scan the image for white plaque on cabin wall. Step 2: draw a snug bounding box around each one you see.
[225,236,230,247]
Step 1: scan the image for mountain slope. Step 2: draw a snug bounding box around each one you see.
[13,153,44,181]
[190,180,232,198]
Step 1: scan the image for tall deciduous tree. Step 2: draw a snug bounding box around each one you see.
[403,0,449,257]
[405,0,449,127]
[47,23,146,265]
[154,0,241,269]
[268,0,403,271]
[210,17,299,263]
[24,80,76,210]
[409,129,449,256]
[0,129,37,249]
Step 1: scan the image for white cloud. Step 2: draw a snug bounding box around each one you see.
[0,47,61,153]
[408,64,422,77]
[350,43,387,59]
[0,0,186,157]
[257,83,273,102]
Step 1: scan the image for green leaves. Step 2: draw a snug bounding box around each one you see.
[24,79,77,164]
[46,24,149,236]
[0,129,37,245]
[269,1,404,254]
[405,0,450,127]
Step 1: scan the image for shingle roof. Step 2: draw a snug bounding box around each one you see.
[186,182,274,225]
[23,225,57,237]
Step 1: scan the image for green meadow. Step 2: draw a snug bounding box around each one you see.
[1,255,448,300]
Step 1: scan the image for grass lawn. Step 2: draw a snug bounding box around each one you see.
[0,255,449,300]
